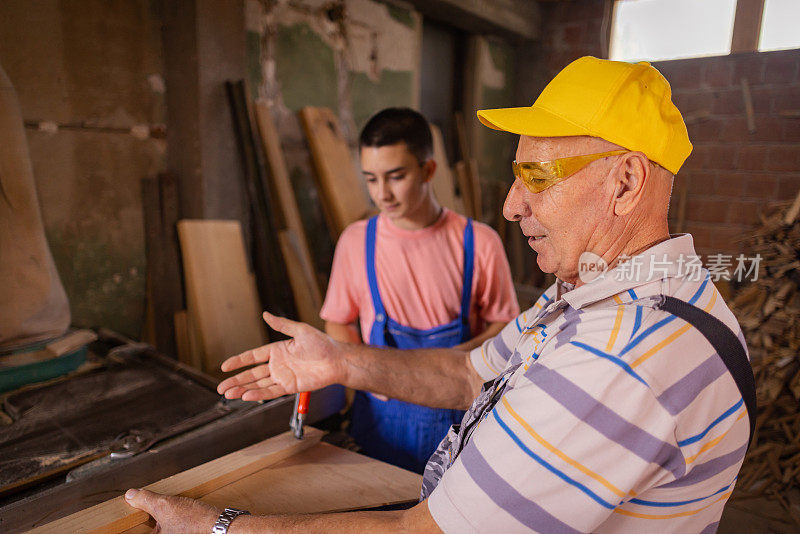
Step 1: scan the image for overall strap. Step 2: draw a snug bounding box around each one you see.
[459,218,475,322]
[365,216,387,321]
[656,296,757,448]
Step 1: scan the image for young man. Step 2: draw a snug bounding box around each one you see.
[320,108,519,472]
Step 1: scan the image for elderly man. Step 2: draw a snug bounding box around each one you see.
[126,57,753,533]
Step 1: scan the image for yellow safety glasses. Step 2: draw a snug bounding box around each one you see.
[512,150,628,193]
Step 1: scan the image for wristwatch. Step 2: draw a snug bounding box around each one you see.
[212,507,251,534]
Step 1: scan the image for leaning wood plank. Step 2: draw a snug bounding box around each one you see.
[468,158,482,220]
[29,429,324,534]
[278,229,324,329]
[429,124,464,215]
[174,310,203,370]
[453,160,476,219]
[299,107,371,237]
[177,220,267,375]
[254,103,324,327]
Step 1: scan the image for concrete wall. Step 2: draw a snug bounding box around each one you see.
[244,0,422,276]
[0,0,165,337]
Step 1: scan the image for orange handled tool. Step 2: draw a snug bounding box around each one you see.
[289,391,310,439]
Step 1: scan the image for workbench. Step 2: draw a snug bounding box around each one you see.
[28,429,423,533]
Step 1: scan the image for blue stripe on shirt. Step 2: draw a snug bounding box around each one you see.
[628,479,735,507]
[677,399,744,447]
[570,341,648,387]
[620,276,710,357]
[493,409,616,510]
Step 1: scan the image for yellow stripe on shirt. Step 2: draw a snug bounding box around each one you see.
[606,295,625,352]
[501,396,629,499]
[481,342,500,375]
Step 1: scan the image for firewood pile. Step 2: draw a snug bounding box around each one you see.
[729,192,800,516]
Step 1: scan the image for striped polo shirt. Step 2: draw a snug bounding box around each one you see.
[427,234,749,533]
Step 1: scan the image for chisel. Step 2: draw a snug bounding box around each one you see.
[289,391,309,439]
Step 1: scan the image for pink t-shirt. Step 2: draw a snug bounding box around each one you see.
[320,208,520,343]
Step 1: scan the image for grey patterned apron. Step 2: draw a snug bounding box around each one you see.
[420,362,521,500]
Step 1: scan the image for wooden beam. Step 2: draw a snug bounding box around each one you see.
[430,124,465,214]
[402,0,540,41]
[299,107,372,238]
[28,429,324,534]
[254,103,324,329]
[731,0,766,53]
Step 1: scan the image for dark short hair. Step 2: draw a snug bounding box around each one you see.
[359,108,433,164]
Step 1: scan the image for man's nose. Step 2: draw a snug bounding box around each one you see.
[377,180,393,200]
[503,179,529,222]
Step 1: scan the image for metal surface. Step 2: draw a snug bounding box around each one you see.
[0,331,345,533]
[0,386,343,533]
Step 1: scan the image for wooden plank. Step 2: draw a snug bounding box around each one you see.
[121,441,422,533]
[454,111,481,219]
[29,429,324,534]
[177,220,267,376]
[429,124,464,215]
[226,81,295,319]
[0,330,96,368]
[731,0,766,53]
[468,158,483,219]
[174,310,202,370]
[453,160,476,219]
[299,107,371,237]
[278,230,324,329]
[200,442,422,515]
[254,102,324,328]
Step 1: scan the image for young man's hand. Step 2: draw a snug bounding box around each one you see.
[217,312,348,402]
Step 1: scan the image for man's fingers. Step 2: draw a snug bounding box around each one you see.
[241,383,288,401]
[220,345,270,372]
[217,366,271,395]
[125,488,157,515]
[262,311,305,337]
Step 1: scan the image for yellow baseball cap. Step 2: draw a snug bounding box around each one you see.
[477,56,692,175]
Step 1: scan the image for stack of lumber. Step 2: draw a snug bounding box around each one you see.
[729,192,800,517]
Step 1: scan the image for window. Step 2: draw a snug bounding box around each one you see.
[610,0,738,62]
[759,0,800,52]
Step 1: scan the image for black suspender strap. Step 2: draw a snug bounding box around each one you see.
[656,296,758,449]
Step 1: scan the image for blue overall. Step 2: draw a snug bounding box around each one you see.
[349,215,473,473]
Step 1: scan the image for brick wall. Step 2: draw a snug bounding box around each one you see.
[532,0,800,257]
[658,51,800,255]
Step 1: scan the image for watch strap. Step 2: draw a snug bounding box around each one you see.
[212,507,250,534]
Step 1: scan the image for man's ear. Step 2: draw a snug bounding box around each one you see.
[613,152,649,216]
[422,159,437,183]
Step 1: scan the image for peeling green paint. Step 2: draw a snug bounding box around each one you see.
[350,69,414,132]
[246,30,263,99]
[276,23,338,112]
[47,228,146,338]
[383,3,415,29]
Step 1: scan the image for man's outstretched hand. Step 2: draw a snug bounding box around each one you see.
[217,312,347,402]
